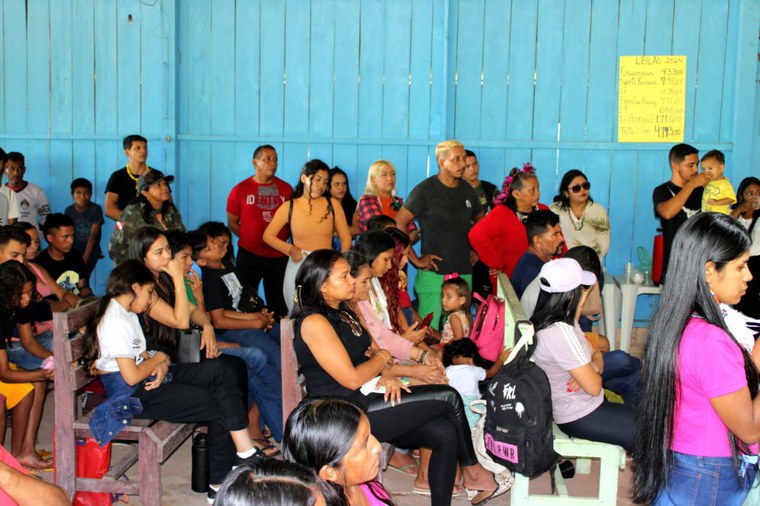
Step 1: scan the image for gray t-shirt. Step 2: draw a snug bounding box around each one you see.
[532,321,603,424]
[404,176,482,275]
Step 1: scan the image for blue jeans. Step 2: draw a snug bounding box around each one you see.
[217,324,281,372]
[6,330,53,370]
[654,453,756,506]
[602,350,641,406]
[220,346,283,442]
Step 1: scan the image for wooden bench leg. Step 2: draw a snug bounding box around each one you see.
[139,433,162,506]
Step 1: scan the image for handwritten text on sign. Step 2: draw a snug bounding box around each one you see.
[618,56,686,143]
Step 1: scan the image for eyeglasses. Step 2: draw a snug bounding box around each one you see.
[339,310,363,337]
[569,181,591,193]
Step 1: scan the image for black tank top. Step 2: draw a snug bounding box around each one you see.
[294,307,372,398]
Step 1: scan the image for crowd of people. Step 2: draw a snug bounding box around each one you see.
[0,134,758,506]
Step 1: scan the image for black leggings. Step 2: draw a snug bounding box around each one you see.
[360,384,477,506]
[133,355,249,484]
[557,400,635,453]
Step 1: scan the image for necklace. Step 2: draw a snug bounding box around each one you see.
[338,310,363,337]
[567,207,585,231]
[126,163,142,196]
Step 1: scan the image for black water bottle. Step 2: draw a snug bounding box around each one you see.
[191,431,209,492]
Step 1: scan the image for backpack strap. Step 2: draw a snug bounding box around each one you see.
[504,319,535,365]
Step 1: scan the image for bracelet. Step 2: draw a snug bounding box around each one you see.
[418,350,428,364]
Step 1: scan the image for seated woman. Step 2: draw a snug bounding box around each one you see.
[126,227,283,447]
[283,397,393,506]
[215,459,324,506]
[263,160,352,315]
[531,258,634,451]
[109,170,185,266]
[81,261,264,501]
[292,249,511,505]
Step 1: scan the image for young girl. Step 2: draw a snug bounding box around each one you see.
[81,261,263,501]
[634,213,758,505]
[442,339,509,428]
[439,275,472,345]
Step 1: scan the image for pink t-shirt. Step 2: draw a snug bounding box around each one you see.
[360,482,391,505]
[671,317,758,457]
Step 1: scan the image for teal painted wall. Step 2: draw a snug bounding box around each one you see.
[1,0,758,321]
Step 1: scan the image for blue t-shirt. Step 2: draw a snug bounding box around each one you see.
[64,202,104,258]
[511,251,545,298]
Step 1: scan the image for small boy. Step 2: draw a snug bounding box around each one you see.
[701,150,736,214]
[4,152,51,229]
[192,224,281,370]
[64,178,104,277]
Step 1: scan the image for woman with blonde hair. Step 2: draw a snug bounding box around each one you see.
[355,160,417,239]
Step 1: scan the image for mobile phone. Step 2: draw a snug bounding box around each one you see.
[419,312,434,329]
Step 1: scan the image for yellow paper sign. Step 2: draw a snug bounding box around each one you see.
[618,56,686,143]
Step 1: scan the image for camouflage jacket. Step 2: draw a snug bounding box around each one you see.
[108,203,186,265]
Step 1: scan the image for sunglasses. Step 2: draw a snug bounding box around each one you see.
[569,181,591,193]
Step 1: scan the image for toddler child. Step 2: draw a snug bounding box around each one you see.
[439,274,472,345]
[701,150,736,214]
[443,338,510,428]
[64,178,104,277]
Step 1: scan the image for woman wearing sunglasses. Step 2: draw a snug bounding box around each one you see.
[550,170,610,262]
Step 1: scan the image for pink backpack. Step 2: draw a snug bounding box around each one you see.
[470,292,505,362]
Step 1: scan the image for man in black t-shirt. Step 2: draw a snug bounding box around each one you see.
[395,140,484,329]
[104,134,152,221]
[652,143,711,283]
[32,213,92,297]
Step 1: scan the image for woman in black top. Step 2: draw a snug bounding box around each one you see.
[292,249,511,506]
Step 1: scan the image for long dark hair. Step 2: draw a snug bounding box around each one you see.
[0,261,39,345]
[329,167,357,226]
[293,159,333,222]
[282,397,393,506]
[293,249,350,318]
[495,165,538,212]
[81,261,155,374]
[553,169,594,210]
[380,228,410,331]
[734,177,760,234]
[215,460,319,506]
[530,286,583,332]
[633,213,755,503]
[126,227,177,350]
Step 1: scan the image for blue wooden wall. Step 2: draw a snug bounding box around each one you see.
[1,0,759,317]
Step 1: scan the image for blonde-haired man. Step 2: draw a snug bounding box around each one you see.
[396,140,484,329]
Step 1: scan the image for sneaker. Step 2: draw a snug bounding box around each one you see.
[233,448,266,469]
[207,487,216,504]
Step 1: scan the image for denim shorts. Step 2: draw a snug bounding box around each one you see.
[654,452,757,506]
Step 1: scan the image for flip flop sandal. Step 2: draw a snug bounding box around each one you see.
[412,483,465,498]
[253,441,280,458]
[36,449,53,460]
[387,463,420,476]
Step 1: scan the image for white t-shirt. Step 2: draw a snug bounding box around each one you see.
[9,182,50,228]
[737,215,760,257]
[0,186,20,226]
[446,364,486,397]
[95,299,146,373]
[532,321,603,424]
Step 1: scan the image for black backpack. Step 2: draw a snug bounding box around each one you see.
[484,332,559,478]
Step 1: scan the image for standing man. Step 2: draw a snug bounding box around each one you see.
[396,140,483,329]
[0,148,19,226]
[653,143,710,283]
[463,149,499,300]
[227,145,292,318]
[3,152,51,229]
[104,134,152,221]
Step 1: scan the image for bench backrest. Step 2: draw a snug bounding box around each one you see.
[53,301,101,394]
[495,273,535,363]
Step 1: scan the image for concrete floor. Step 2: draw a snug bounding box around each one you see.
[24,326,647,505]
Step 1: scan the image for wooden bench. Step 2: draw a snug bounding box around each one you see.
[496,274,626,505]
[53,302,194,506]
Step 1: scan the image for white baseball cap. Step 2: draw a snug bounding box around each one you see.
[538,258,596,293]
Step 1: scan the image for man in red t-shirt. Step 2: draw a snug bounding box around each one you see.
[227,145,293,317]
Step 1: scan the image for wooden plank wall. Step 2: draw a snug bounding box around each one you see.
[1,0,758,318]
